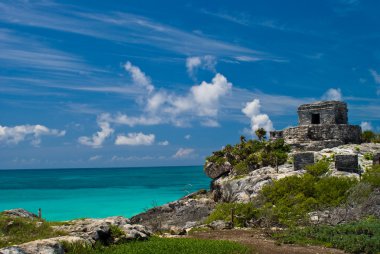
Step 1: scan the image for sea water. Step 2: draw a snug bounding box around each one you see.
[0,166,210,221]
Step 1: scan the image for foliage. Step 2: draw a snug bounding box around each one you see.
[362,165,380,188]
[205,137,290,176]
[0,214,66,248]
[362,130,380,143]
[273,217,380,254]
[305,160,329,177]
[363,152,374,160]
[256,166,358,226]
[63,237,250,254]
[205,203,257,228]
[255,128,266,141]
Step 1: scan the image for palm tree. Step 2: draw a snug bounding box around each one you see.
[240,135,246,144]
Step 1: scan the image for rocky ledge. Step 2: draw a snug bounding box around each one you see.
[0,209,151,254]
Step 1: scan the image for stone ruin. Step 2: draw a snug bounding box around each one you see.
[270,101,361,151]
[374,153,380,166]
[335,154,359,172]
[293,152,315,171]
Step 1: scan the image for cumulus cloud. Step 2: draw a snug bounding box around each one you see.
[0,124,65,146]
[360,121,373,131]
[78,115,114,148]
[124,61,154,93]
[103,63,232,128]
[173,148,195,158]
[184,134,191,140]
[242,99,273,136]
[158,140,169,146]
[321,88,342,101]
[186,55,216,78]
[115,132,155,146]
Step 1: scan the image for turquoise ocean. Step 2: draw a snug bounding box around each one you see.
[0,166,210,221]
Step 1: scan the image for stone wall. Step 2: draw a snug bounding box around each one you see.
[374,153,380,166]
[298,101,348,126]
[335,154,358,172]
[293,152,315,170]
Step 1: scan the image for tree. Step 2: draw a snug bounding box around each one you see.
[362,130,376,143]
[240,135,246,144]
[255,128,267,141]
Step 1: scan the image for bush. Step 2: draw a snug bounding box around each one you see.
[362,165,380,188]
[205,203,257,227]
[364,152,374,160]
[273,217,380,254]
[305,160,330,177]
[256,165,358,227]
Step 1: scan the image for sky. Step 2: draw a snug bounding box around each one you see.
[1,0,380,169]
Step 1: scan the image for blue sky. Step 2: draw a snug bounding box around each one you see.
[1,0,380,169]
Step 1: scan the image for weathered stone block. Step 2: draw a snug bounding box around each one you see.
[298,101,348,126]
[335,154,358,172]
[374,153,380,166]
[293,152,315,170]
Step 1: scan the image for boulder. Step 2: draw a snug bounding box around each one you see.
[52,216,149,244]
[208,220,232,230]
[0,236,84,254]
[2,209,38,219]
[204,161,233,179]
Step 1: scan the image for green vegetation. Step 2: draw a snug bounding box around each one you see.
[206,134,290,176]
[205,203,256,227]
[63,237,250,254]
[361,130,380,143]
[0,213,66,248]
[364,152,374,160]
[273,217,380,254]
[362,165,380,188]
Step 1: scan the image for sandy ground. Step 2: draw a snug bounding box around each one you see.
[188,229,346,254]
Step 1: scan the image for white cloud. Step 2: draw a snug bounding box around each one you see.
[360,121,373,131]
[369,69,380,95]
[186,55,216,78]
[184,134,191,140]
[321,88,342,101]
[103,63,232,128]
[89,155,102,161]
[115,132,155,146]
[78,116,114,148]
[242,99,273,136]
[173,148,195,158]
[124,61,154,93]
[158,140,169,146]
[0,124,65,146]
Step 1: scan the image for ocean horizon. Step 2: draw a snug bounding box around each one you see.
[0,166,210,221]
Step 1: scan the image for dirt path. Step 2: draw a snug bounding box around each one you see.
[188,229,345,254]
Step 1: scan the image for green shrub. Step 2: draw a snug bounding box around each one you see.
[205,203,257,227]
[233,161,250,175]
[256,164,358,227]
[273,217,380,254]
[364,152,374,160]
[305,160,330,177]
[362,165,380,188]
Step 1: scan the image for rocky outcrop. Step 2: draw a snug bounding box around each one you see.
[211,164,304,203]
[204,161,233,179]
[130,190,216,232]
[2,209,38,219]
[52,216,150,244]
[0,236,84,254]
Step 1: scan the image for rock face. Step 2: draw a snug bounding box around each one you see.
[374,153,380,166]
[2,209,38,219]
[130,190,215,232]
[204,161,233,179]
[211,164,303,203]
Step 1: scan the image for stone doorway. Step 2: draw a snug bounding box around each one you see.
[311,113,320,124]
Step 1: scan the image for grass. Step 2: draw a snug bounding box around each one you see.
[273,217,380,254]
[0,213,66,248]
[63,237,251,254]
